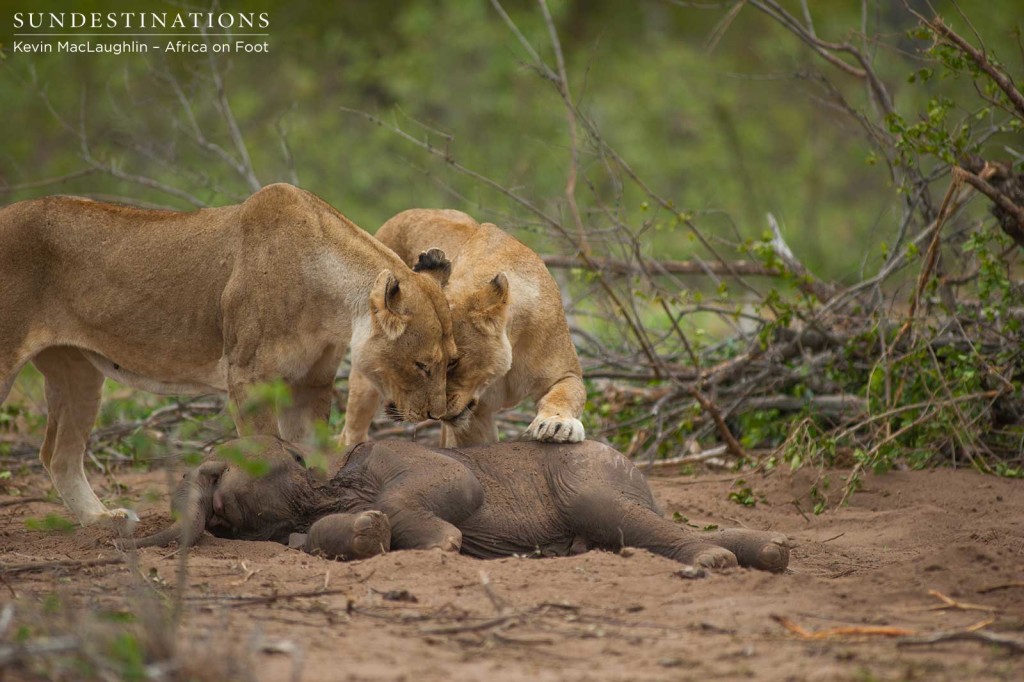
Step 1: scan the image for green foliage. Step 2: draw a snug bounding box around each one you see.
[727,480,759,507]
[216,441,271,479]
[241,379,293,417]
[107,633,146,681]
[24,514,76,533]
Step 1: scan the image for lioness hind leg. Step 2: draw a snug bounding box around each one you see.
[32,347,137,530]
[0,363,21,406]
[0,347,35,405]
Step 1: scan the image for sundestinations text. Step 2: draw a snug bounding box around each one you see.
[13,12,269,30]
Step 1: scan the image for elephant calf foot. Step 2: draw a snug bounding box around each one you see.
[291,511,392,561]
[668,540,739,569]
[431,532,462,553]
[707,529,790,572]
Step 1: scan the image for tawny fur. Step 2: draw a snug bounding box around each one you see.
[343,209,585,447]
[0,185,456,527]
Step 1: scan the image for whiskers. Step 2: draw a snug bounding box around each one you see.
[384,403,405,423]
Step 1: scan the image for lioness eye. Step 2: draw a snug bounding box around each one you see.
[415,361,429,375]
[447,358,460,373]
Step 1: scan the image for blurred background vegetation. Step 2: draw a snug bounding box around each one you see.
[2,0,1023,494]
[1,0,1017,274]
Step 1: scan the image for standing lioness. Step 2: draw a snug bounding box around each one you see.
[0,184,455,528]
[343,209,585,447]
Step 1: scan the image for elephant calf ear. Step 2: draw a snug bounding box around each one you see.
[369,269,408,340]
[413,248,452,287]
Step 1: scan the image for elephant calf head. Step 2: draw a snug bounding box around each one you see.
[133,436,318,548]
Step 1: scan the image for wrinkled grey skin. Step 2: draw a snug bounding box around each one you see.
[136,437,789,572]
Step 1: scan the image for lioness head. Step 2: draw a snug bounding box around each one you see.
[352,252,457,423]
[437,272,513,430]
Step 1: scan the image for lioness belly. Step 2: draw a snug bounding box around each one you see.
[82,350,226,394]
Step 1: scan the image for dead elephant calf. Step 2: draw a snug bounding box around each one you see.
[135,437,790,572]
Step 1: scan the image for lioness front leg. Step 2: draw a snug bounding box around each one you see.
[226,369,283,438]
[279,345,344,443]
[525,375,586,443]
[341,369,380,446]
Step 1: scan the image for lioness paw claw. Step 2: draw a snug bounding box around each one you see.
[525,416,585,443]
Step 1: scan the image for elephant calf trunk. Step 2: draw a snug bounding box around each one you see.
[129,462,224,548]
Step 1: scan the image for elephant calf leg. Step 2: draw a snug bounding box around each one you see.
[290,511,392,561]
[704,528,790,572]
[380,505,463,553]
[570,491,739,570]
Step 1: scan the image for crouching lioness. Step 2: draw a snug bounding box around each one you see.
[343,209,585,447]
[0,184,455,528]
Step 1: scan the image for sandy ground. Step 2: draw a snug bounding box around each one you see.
[1,462,1022,681]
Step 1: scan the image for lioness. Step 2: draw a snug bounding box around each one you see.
[0,184,455,528]
[342,209,585,447]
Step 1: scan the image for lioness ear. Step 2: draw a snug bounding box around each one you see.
[369,269,407,340]
[485,273,510,307]
[470,273,510,334]
[413,248,452,288]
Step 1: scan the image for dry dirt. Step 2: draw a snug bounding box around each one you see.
[1,461,1022,681]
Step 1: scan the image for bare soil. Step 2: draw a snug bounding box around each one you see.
[1,463,1022,681]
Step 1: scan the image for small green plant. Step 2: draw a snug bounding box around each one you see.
[24,514,76,533]
[727,479,758,507]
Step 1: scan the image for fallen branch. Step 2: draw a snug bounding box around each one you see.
[690,388,747,460]
[924,589,997,613]
[0,496,54,509]
[977,582,1024,594]
[641,445,729,468]
[898,626,1023,654]
[541,255,777,277]
[184,587,352,607]
[0,555,126,576]
[766,213,838,302]
[0,635,81,667]
[772,614,915,639]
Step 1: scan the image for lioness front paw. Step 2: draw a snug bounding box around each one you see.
[525,415,585,443]
[85,508,140,537]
